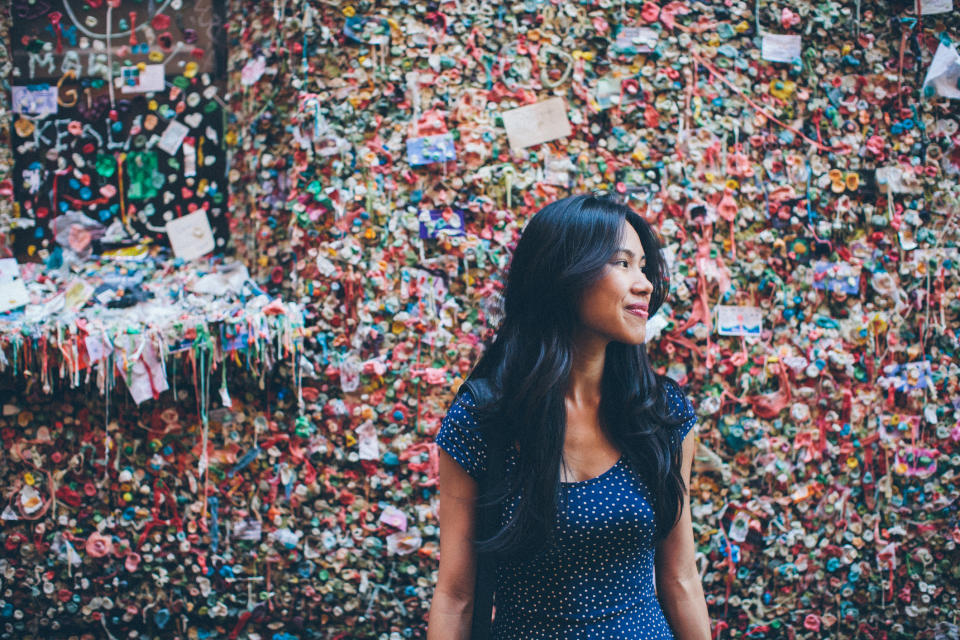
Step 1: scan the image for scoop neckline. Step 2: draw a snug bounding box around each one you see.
[560,454,624,486]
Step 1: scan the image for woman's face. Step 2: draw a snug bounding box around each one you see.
[575,222,654,346]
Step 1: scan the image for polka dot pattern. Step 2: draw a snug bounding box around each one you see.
[435,383,697,639]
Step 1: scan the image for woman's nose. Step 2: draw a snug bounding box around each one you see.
[633,270,653,294]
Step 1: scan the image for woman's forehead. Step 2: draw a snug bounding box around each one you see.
[616,223,645,253]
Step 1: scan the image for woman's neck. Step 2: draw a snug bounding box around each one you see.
[567,330,608,406]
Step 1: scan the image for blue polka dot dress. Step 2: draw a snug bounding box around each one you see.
[435,382,697,639]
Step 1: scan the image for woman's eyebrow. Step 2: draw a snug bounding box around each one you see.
[615,248,646,260]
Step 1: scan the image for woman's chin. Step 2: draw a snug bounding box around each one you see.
[615,331,646,345]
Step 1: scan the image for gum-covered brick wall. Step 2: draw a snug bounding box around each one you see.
[3,1,960,639]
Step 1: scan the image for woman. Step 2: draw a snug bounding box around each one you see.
[427,194,711,639]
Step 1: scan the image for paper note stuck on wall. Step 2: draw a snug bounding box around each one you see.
[923,42,960,100]
[501,97,572,151]
[918,0,952,14]
[11,85,58,116]
[166,210,215,261]
[717,305,763,336]
[761,34,802,63]
[158,120,190,155]
[0,260,30,313]
[121,64,165,94]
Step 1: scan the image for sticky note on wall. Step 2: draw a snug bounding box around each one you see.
[166,210,215,261]
[760,34,801,63]
[500,97,572,152]
[406,133,456,166]
[0,259,30,313]
[717,305,763,336]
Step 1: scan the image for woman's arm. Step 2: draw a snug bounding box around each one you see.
[427,449,480,640]
[655,429,711,640]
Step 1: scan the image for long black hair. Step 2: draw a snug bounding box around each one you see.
[466,194,689,560]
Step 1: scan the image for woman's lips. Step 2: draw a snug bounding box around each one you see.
[626,307,648,318]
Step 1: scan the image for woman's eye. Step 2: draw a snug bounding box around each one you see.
[612,259,646,269]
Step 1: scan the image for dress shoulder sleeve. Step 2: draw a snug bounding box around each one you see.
[434,386,489,483]
[663,380,697,450]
